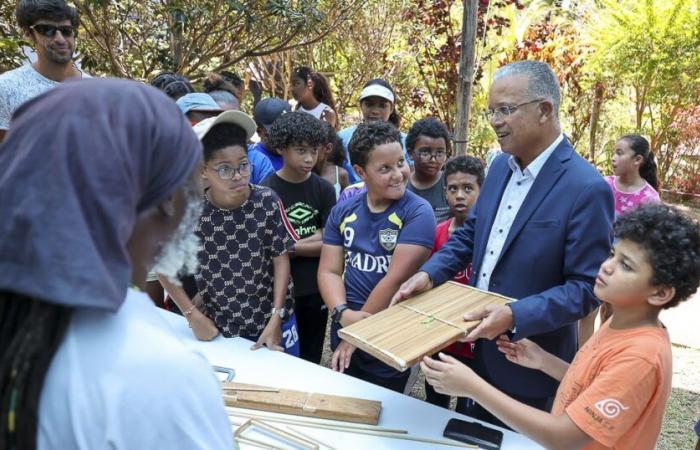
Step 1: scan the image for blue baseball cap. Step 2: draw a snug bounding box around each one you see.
[253,97,291,130]
[175,93,223,115]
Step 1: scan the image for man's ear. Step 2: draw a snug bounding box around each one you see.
[23,27,35,42]
[157,195,177,218]
[648,285,676,308]
[538,101,554,123]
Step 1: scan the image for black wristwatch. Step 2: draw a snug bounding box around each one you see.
[331,304,350,325]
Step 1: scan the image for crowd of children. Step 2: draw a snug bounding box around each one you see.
[137,64,699,449]
[137,61,700,449]
[2,1,698,448]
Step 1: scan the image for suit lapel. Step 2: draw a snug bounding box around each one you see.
[495,140,572,265]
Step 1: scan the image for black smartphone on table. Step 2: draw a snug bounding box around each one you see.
[443,418,504,449]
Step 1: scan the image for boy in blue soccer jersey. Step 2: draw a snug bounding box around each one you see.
[319,122,436,392]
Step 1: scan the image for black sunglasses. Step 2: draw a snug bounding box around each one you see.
[30,24,77,38]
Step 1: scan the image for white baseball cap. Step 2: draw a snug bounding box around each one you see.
[359,84,395,103]
[192,110,257,142]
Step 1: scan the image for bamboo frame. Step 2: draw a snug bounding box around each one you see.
[234,419,320,450]
[339,282,512,371]
[228,410,477,448]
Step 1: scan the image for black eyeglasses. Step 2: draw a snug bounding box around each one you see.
[416,150,448,162]
[30,24,77,38]
[207,162,252,180]
[484,99,543,120]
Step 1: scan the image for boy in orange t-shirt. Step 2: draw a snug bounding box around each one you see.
[421,203,700,450]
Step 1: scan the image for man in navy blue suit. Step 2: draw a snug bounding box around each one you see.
[392,61,613,427]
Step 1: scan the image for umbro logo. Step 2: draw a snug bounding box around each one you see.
[286,202,317,223]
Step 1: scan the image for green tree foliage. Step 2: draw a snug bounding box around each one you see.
[1,0,365,80]
[0,2,26,72]
[586,0,700,185]
[84,0,366,80]
[1,0,698,189]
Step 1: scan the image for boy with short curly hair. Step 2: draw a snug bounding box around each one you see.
[261,111,337,363]
[423,203,700,450]
[319,121,436,392]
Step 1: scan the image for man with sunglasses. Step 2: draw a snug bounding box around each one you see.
[0,0,88,142]
[393,61,614,427]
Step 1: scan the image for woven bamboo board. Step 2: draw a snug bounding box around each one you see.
[338,281,512,372]
[222,382,382,425]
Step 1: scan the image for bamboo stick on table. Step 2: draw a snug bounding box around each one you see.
[226,407,406,434]
[222,386,280,393]
[250,420,319,450]
[282,425,336,450]
[235,436,271,450]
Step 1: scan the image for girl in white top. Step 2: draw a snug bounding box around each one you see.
[291,66,337,127]
[315,121,350,199]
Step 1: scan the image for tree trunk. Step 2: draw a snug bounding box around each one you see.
[588,82,604,164]
[166,1,185,72]
[454,0,478,156]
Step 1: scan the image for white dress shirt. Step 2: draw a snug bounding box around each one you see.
[476,134,564,292]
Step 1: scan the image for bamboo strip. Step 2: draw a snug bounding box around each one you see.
[226,408,406,434]
[250,420,319,450]
[235,436,273,450]
[222,386,280,393]
[283,426,336,450]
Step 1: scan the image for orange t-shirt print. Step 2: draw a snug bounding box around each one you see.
[551,321,672,450]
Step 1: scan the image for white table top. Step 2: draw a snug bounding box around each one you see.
[159,310,541,450]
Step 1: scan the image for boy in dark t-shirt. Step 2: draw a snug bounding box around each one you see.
[160,111,299,355]
[406,117,452,222]
[319,122,436,393]
[261,112,336,364]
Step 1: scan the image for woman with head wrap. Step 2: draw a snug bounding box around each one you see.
[0,79,233,449]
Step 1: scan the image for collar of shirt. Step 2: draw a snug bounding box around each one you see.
[507,133,564,180]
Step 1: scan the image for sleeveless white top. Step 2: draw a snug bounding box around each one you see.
[298,102,332,120]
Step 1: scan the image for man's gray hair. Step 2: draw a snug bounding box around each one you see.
[493,61,561,115]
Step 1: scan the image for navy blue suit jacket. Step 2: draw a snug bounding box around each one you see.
[422,137,614,399]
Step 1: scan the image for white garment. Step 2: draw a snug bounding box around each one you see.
[298,101,331,120]
[476,134,564,291]
[333,165,342,199]
[0,64,89,130]
[38,289,233,450]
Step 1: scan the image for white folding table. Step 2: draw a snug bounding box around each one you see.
[159,310,542,450]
